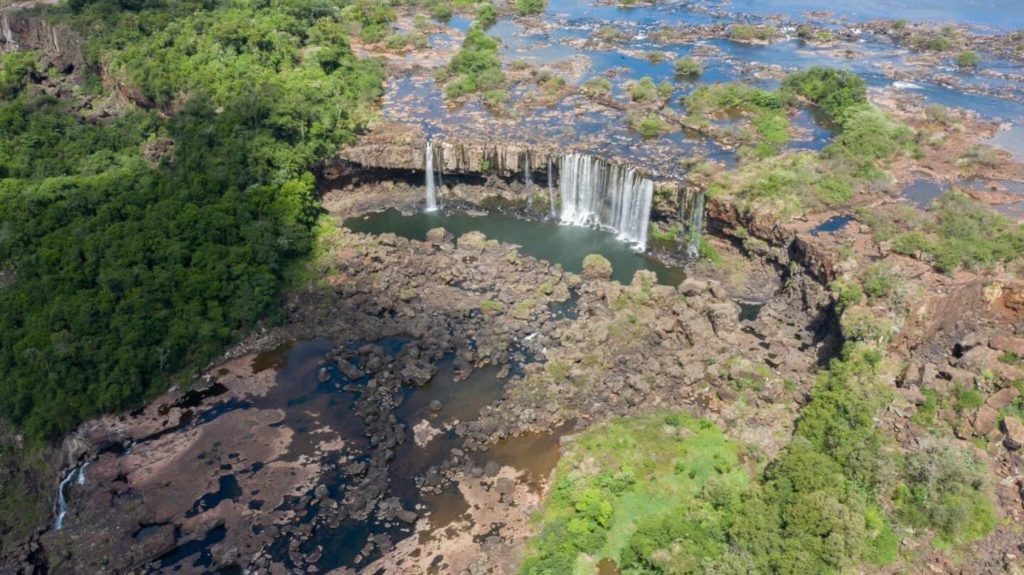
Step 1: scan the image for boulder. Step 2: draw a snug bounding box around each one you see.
[707,302,740,336]
[986,387,1021,411]
[898,385,927,406]
[973,405,999,436]
[458,231,488,252]
[581,254,613,280]
[426,227,450,244]
[990,334,1024,357]
[678,277,709,297]
[1003,416,1024,450]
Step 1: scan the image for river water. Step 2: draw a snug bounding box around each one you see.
[344,208,686,285]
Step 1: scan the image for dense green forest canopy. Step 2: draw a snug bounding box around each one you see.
[0,0,383,440]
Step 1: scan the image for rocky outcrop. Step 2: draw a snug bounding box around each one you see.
[1,3,84,72]
[339,139,560,177]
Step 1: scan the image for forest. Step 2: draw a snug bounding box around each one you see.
[0,0,383,440]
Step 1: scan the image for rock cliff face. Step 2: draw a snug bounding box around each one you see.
[0,4,83,72]
[337,123,562,176]
[339,140,560,176]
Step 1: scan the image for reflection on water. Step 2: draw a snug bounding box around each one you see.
[902,179,948,209]
[476,420,575,492]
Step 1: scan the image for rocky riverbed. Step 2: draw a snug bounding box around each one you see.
[32,173,840,574]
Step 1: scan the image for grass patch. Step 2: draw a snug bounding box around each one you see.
[864,191,1024,273]
[521,413,752,574]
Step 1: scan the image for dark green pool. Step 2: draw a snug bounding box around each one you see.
[343,209,685,285]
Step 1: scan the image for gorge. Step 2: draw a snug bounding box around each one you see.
[2,0,1024,574]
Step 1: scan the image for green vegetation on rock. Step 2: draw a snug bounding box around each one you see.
[861,191,1024,273]
[701,70,915,218]
[955,50,981,69]
[581,77,612,98]
[442,26,506,99]
[515,0,546,15]
[524,343,996,574]
[782,67,867,121]
[674,56,702,77]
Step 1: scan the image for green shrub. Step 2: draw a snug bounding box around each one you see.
[752,111,788,156]
[629,113,669,138]
[582,253,613,279]
[674,56,703,77]
[342,0,397,41]
[861,263,903,302]
[782,67,867,121]
[479,299,505,314]
[840,308,894,344]
[895,439,996,544]
[429,0,453,22]
[475,2,498,28]
[444,27,506,99]
[826,104,915,169]
[832,279,864,312]
[580,76,612,98]
[952,383,983,414]
[887,191,1024,273]
[515,0,546,15]
[483,88,508,109]
[955,50,980,69]
[728,24,777,42]
[0,52,38,100]
[698,237,721,264]
[627,76,660,102]
[684,82,782,119]
[594,26,629,42]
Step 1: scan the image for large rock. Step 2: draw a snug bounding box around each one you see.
[426,227,450,244]
[1004,416,1024,450]
[457,231,488,252]
[990,334,1024,357]
[974,405,999,436]
[706,302,740,336]
[986,387,1021,411]
[581,254,613,280]
[678,277,708,297]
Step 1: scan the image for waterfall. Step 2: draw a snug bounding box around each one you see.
[547,158,557,218]
[424,140,438,212]
[680,189,706,258]
[559,152,654,251]
[1,15,15,50]
[54,462,88,530]
[524,151,533,209]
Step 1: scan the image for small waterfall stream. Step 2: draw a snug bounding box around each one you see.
[559,152,654,251]
[424,140,438,212]
[547,158,557,218]
[1,15,15,50]
[54,462,88,530]
[524,151,533,210]
[680,189,705,258]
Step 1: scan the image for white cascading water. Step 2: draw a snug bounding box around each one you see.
[1,15,15,50]
[547,158,557,218]
[523,151,533,209]
[424,140,438,212]
[559,152,654,251]
[54,462,88,530]
[681,189,705,258]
